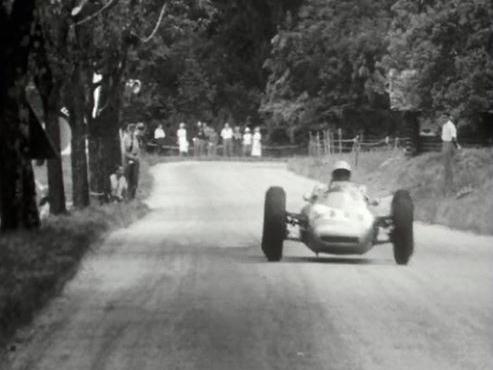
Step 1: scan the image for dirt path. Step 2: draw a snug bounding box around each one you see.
[3,162,492,370]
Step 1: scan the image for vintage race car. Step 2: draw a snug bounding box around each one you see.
[261,183,414,265]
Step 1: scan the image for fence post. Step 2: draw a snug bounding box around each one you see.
[338,128,342,153]
[327,129,331,156]
[353,136,359,168]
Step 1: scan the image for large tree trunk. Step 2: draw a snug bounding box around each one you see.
[68,64,90,209]
[0,0,40,231]
[71,123,90,208]
[0,97,41,231]
[44,86,67,214]
[88,72,123,197]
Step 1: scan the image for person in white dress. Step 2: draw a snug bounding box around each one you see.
[177,122,189,156]
[251,126,262,157]
[154,124,166,154]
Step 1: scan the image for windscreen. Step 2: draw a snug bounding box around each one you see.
[322,190,364,209]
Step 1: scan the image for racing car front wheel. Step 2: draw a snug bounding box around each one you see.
[262,186,286,261]
[391,189,414,265]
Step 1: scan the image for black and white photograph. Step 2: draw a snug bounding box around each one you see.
[0,0,492,369]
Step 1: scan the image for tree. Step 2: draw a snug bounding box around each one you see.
[0,0,41,230]
[384,0,493,122]
[261,0,394,139]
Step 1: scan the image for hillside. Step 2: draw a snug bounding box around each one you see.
[288,148,493,234]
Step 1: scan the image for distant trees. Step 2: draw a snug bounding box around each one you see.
[261,0,395,139]
[128,0,303,128]
[384,0,493,120]
[261,0,493,138]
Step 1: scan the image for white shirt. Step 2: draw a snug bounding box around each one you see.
[123,133,140,160]
[243,132,252,145]
[221,127,233,140]
[441,120,457,142]
[154,127,165,139]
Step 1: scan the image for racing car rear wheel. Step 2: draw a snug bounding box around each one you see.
[262,187,286,261]
[391,189,414,265]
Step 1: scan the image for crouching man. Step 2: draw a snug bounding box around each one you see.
[110,166,128,202]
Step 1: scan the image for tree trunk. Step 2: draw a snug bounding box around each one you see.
[68,64,90,209]
[71,123,90,208]
[44,87,67,214]
[0,0,40,231]
[0,95,41,231]
[88,72,123,197]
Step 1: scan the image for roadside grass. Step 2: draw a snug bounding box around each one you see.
[288,148,493,235]
[0,158,152,347]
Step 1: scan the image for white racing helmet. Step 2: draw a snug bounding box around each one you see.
[332,160,352,180]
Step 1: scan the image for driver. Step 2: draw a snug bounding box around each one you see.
[309,160,368,202]
[329,160,353,190]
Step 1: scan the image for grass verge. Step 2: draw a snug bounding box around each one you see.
[0,158,153,347]
[288,148,493,235]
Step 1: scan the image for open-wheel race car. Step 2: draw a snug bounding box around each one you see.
[261,182,414,265]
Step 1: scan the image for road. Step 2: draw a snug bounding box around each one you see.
[4,162,493,370]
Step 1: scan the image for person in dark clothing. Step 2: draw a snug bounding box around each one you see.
[123,123,140,199]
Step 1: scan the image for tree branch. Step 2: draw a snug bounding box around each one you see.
[133,1,168,43]
[72,0,119,27]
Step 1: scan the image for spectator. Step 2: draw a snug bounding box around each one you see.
[177,122,189,156]
[221,122,233,157]
[123,123,140,199]
[193,121,203,156]
[197,122,207,156]
[441,114,461,192]
[233,126,242,156]
[251,126,262,157]
[242,127,252,156]
[110,166,128,201]
[154,123,166,154]
[136,122,146,149]
[208,126,218,156]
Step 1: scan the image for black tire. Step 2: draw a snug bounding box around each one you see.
[261,187,286,261]
[391,189,414,265]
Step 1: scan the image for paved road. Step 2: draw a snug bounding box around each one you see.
[4,162,493,370]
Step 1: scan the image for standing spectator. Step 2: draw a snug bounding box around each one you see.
[242,127,252,156]
[251,126,262,157]
[177,122,189,156]
[208,126,218,156]
[441,114,461,192]
[136,122,146,150]
[193,121,203,157]
[221,122,233,157]
[233,126,242,156]
[197,122,207,157]
[123,123,140,199]
[154,123,166,154]
[110,165,128,201]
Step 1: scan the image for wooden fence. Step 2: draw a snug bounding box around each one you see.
[307,130,410,156]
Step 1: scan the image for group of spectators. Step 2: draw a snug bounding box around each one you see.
[155,121,263,157]
[110,123,142,202]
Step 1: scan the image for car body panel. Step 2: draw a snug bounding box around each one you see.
[299,184,377,255]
